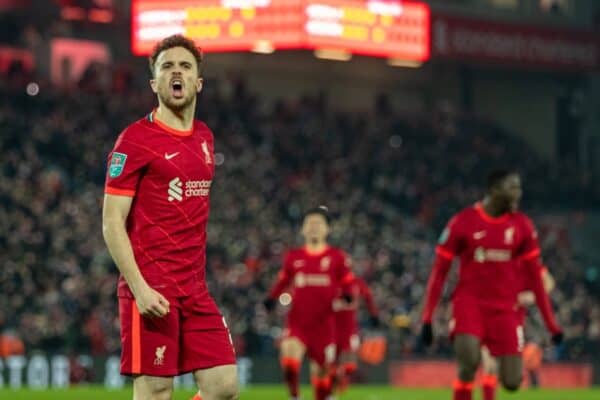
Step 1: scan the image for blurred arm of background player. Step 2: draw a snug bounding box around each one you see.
[522,260,562,345]
[263,260,293,312]
[102,194,170,318]
[420,251,453,346]
[357,278,380,328]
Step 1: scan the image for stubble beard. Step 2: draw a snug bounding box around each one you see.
[159,89,196,113]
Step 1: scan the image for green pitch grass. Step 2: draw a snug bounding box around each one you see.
[0,385,598,399]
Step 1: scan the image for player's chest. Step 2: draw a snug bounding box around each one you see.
[147,136,214,181]
[292,254,337,274]
[465,222,524,261]
[291,255,338,289]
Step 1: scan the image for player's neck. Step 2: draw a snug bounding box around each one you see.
[480,197,507,218]
[305,242,328,255]
[155,102,195,132]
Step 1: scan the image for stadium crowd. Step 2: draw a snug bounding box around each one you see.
[0,68,598,366]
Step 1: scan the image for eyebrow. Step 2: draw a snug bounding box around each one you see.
[160,60,193,67]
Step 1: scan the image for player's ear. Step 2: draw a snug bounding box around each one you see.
[149,78,158,94]
[196,77,203,93]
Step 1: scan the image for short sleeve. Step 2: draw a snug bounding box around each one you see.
[104,130,154,197]
[517,216,541,260]
[436,215,464,259]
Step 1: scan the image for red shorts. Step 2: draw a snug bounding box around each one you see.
[450,297,524,357]
[335,312,360,354]
[285,316,336,367]
[336,331,360,355]
[119,290,236,376]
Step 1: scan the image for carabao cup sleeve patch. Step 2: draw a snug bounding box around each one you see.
[109,152,128,178]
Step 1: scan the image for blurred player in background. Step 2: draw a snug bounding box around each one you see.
[420,169,562,400]
[480,265,555,400]
[332,275,380,394]
[264,206,354,400]
[102,35,238,400]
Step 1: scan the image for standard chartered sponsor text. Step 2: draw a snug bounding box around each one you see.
[185,180,212,197]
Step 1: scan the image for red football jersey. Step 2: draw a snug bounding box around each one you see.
[333,277,378,335]
[435,202,541,310]
[105,111,215,298]
[269,246,354,328]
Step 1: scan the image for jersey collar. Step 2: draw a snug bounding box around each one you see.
[148,109,193,137]
[475,202,511,224]
[303,245,330,257]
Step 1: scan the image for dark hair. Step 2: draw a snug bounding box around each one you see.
[487,169,518,191]
[304,205,331,223]
[148,34,203,77]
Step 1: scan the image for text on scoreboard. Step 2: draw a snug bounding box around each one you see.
[132,0,430,60]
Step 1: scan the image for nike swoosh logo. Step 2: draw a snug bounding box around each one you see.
[473,231,486,240]
[165,152,180,160]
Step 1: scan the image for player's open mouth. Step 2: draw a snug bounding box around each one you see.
[170,79,184,98]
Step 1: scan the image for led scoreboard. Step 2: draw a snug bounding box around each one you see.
[132,0,430,61]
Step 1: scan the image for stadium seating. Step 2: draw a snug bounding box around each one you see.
[0,68,598,363]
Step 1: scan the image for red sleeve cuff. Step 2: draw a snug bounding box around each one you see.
[435,246,455,260]
[519,248,541,261]
[341,272,355,284]
[105,186,136,197]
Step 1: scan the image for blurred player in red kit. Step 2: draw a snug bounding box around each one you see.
[102,35,237,400]
[264,206,354,400]
[480,265,555,400]
[332,275,379,393]
[420,169,562,400]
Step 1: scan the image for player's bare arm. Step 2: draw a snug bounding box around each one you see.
[542,268,555,292]
[102,193,170,318]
